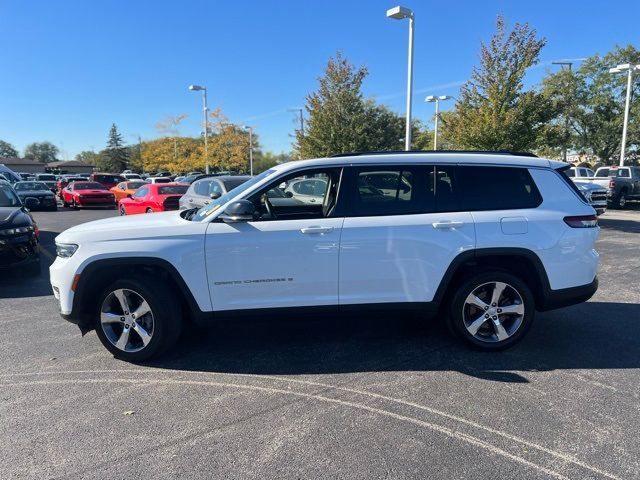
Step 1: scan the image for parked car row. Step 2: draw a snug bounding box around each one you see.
[569,165,640,209]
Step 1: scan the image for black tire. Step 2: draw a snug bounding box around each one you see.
[119,205,126,216]
[448,271,535,351]
[145,208,153,214]
[71,198,79,210]
[62,199,69,208]
[612,190,627,209]
[94,276,183,362]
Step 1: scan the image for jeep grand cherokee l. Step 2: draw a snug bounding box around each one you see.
[50,152,600,361]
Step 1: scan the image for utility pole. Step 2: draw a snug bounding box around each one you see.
[288,108,304,134]
[552,61,574,162]
[242,125,254,176]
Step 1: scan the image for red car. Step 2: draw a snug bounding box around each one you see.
[56,176,87,199]
[118,183,188,215]
[89,173,126,190]
[61,181,116,209]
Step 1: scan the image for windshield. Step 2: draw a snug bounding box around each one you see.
[95,175,124,183]
[36,174,56,181]
[14,182,49,191]
[126,181,146,190]
[191,169,275,221]
[0,185,21,207]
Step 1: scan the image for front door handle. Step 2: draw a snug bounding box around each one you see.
[432,221,465,229]
[301,226,334,234]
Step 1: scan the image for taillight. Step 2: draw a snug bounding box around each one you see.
[608,179,616,189]
[564,215,598,228]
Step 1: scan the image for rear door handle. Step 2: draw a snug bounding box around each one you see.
[432,221,465,229]
[301,226,334,234]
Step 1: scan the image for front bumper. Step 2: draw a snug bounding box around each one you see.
[0,233,40,270]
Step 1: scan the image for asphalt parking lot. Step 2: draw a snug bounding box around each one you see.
[1,205,639,479]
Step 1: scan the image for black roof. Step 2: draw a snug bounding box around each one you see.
[329,150,538,158]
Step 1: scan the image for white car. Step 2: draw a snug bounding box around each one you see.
[146,177,172,184]
[284,177,327,204]
[50,152,600,361]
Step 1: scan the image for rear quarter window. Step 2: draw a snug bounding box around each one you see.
[451,166,543,211]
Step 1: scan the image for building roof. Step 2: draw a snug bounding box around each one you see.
[47,160,92,167]
[0,157,44,166]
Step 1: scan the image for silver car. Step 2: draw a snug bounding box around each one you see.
[575,181,607,216]
[179,175,251,210]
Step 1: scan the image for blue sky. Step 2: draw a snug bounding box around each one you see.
[0,0,638,159]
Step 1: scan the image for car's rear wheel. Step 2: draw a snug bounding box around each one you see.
[448,271,534,350]
[613,191,627,209]
[94,277,183,361]
[145,208,153,214]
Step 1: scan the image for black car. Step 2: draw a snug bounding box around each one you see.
[0,184,40,276]
[13,181,58,211]
[34,173,58,193]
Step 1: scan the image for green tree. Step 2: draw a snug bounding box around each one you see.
[101,123,129,172]
[252,151,290,174]
[0,140,19,157]
[442,15,551,152]
[295,52,405,158]
[24,141,59,163]
[542,44,640,164]
[74,150,101,166]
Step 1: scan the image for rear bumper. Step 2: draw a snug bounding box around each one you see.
[538,276,598,311]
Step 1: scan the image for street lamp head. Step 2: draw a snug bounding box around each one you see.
[386,5,413,19]
[425,95,437,102]
[609,67,622,74]
[438,95,453,101]
[188,84,205,91]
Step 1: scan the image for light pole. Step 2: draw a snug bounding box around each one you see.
[242,125,254,176]
[188,84,210,174]
[552,61,574,161]
[288,108,304,134]
[387,5,414,151]
[609,63,639,166]
[425,95,452,150]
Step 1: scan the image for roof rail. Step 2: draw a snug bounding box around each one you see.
[329,150,538,158]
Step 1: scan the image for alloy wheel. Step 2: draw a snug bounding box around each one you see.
[462,281,525,343]
[100,288,154,353]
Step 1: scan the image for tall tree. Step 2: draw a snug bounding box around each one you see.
[542,44,640,164]
[442,16,551,151]
[0,140,19,158]
[101,123,129,172]
[295,52,405,158]
[24,141,59,163]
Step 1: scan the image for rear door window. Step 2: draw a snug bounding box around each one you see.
[345,166,434,216]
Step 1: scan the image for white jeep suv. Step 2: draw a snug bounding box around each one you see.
[50,152,600,361]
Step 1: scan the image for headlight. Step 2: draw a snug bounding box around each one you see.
[56,243,78,258]
[0,226,34,236]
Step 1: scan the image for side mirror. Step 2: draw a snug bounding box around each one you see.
[126,194,132,199]
[285,191,293,198]
[24,197,39,209]
[219,200,256,223]
[210,191,222,200]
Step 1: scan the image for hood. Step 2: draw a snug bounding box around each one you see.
[574,181,607,192]
[55,210,193,244]
[79,190,113,195]
[0,207,31,227]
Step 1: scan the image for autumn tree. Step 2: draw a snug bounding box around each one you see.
[0,140,19,158]
[24,141,59,163]
[141,137,202,173]
[295,52,406,158]
[442,15,551,151]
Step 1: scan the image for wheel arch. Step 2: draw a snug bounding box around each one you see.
[71,257,204,332]
[433,248,551,311]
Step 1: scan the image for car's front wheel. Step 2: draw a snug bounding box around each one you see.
[95,277,183,361]
[448,271,535,350]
